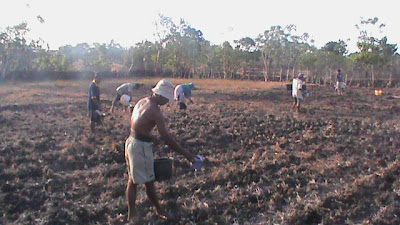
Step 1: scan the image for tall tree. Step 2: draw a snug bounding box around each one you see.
[234,37,260,80]
[322,40,348,56]
[256,26,285,81]
[217,41,240,79]
[352,17,397,86]
[0,22,39,78]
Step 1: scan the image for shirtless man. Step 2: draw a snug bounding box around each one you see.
[125,79,197,221]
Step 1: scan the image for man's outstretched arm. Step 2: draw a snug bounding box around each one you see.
[153,109,195,162]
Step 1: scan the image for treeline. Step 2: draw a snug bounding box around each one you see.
[1,16,399,86]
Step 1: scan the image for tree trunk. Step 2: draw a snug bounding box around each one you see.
[264,69,268,82]
[263,63,270,82]
[128,60,134,74]
[388,71,393,87]
[286,65,290,81]
[306,68,312,83]
[349,67,355,86]
[292,66,295,78]
[261,52,271,82]
[324,69,329,86]
[371,65,375,87]
[223,63,228,79]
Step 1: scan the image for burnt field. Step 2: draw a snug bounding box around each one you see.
[1,78,400,224]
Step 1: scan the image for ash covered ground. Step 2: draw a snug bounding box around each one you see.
[1,78,400,224]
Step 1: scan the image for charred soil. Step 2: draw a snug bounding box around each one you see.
[1,78,400,224]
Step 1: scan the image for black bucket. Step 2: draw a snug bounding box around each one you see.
[154,158,172,181]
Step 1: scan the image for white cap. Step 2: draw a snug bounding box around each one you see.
[120,94,131,106]
[152,79,175,102]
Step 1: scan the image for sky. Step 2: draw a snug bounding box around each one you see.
[1,0,399,53]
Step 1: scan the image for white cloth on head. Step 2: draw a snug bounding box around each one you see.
[152,79,175,102]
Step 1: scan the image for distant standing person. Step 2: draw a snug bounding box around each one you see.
[336,69,346,96]
[110,83,142,113]
[292,73,305,112]
[174,83,195,110]
[125,79,200,221]
[88,73,102,132]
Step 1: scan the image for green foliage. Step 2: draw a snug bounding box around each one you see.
[234,37,257,52]
[153,15,208,78]
[0,23,38,75]
[351,17,399,83]
[0,16,398,85]
[322,40,348,55]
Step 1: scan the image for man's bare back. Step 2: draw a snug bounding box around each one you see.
[131,97,158,135]
[125,79,199,222]
[130,96,172,145]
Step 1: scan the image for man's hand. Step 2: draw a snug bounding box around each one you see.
[92,97,101,110]
[188,153,196,163]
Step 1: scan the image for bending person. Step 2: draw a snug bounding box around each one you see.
[174,83,195,110]
[110,83,142,113]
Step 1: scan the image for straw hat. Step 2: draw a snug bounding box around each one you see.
[152,79,175,102]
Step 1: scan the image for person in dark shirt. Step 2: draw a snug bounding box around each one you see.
[88,74,102,132]
[336,69,346,96]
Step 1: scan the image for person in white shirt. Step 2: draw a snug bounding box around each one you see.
[110,83,142,113]
[174,83,195,110]
[292,74,305,112]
